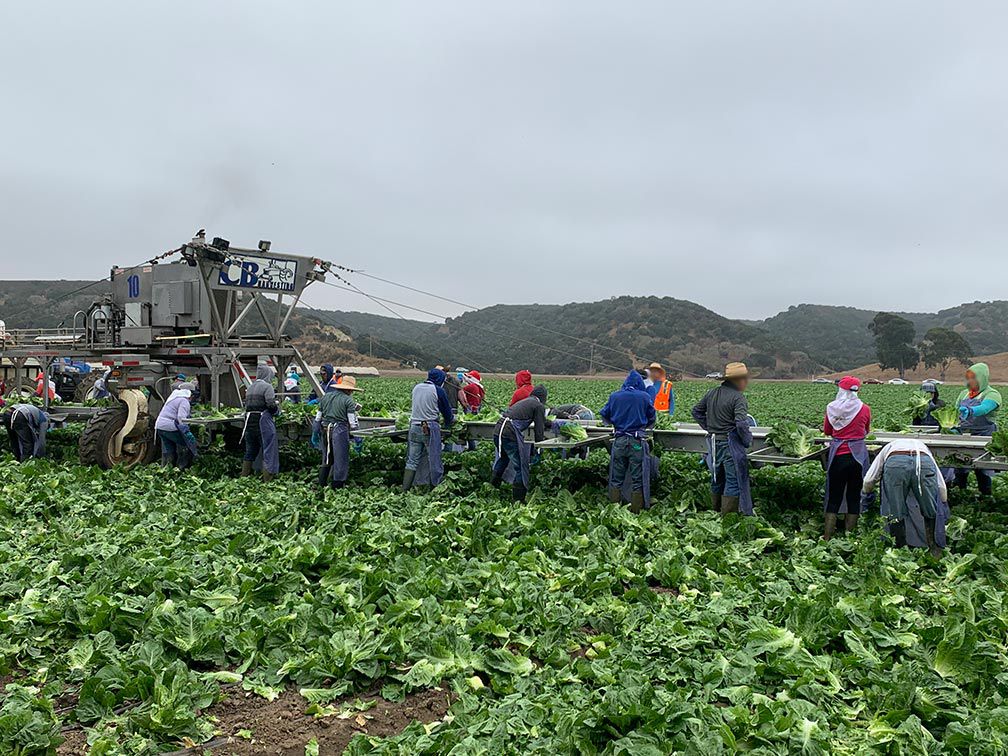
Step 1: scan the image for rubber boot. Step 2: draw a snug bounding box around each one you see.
[262,472,274,483]
[823,513,837,540]
[629,490,645,514]
[721,496,739,516]
[924,518,943,559]
[401,469,416,492]
[512,483,527,503]
[890,520,907,548]
[607,486,622,504]
[710,492,723,511]
[490,470,503,489]
[844,513,859,536]
[241,461,254,477]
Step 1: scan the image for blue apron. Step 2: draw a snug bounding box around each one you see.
[610,430,656,509]
[880,453,949,549]
[322,421,350,483]
[823,438,869,514]
[494,417,533,487]
[957,394,996,486]
[243,410,280,474]
[413,421,445,486]
[12,404,48,459]
[704,430,753,515]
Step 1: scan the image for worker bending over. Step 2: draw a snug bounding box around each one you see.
[600,371,656,513]
[242,365,280,481]
[822,376,871,539]
[155,381,199,470]
[646,363,675,415]
[491,385,549,502]
[863,438,948,558]
[511,370,534,406]
[402,368,454,491]
[1,404,49,462]
[314,375,363,493]
[692,362,753,516]
[953,362,1001,497]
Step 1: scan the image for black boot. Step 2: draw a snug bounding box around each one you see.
[513,483,527,503]
[607,486,622,503]
[924,517,943,559]
[629,490,645,514]
[490,470,503,488]
[710,492,722,511]
[824,513,838,540]
[890,520,907,548]
[721,496,739,516]
[401,469,416,492]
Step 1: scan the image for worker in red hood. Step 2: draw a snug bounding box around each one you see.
[510,370,534,406]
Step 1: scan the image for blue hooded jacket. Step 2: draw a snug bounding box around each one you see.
[409,368,454,426]
[600,371,656,433]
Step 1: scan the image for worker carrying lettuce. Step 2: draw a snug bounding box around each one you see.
[600,371,657,513]
[919,381,945,427]
[692,362,753,516]
[1,403,49,462]
[822,376,872,539]
[645,362,675,415]
[491,385,549,502]
[862,438,948,558]
[154,381,199,470]
[952,362,1001,497]
[313,375,363,494]
[402,368,454,492]
[242,365,280,481]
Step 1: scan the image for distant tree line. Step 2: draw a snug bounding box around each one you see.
[869,312,973,380]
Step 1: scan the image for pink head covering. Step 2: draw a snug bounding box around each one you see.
[827,377,863,430]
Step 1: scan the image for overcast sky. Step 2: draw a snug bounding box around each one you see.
[1,2,1005,322]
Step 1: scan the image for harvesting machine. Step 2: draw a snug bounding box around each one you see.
[1,233,332,467]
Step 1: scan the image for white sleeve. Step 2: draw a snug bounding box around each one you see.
[930,452,948,502]
[862,448,887,492]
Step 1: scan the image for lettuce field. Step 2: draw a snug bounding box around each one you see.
[3,377,1007,755]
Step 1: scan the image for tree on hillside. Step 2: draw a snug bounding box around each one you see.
[869,312,919,379]
[919,327,973,381]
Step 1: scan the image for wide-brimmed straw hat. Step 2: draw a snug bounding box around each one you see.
[724,362,749,379]
[337,375,364,391]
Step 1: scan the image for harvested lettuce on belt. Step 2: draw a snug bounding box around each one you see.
[932,405,960,433]
[767,421,819,458]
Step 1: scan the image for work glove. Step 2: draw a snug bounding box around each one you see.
[959,405,973,420]
[310,420,321,450]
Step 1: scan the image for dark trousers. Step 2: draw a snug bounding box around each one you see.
[7,416,34,462]
[609,435,644,491]
[159,430,192,470]
[954,467,993,496]
[243,413,264,462]
[826,453,863,513]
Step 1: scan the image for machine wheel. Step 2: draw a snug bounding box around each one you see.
[4,383,37,401]
[79,406,158,469]
[73,372,103,402]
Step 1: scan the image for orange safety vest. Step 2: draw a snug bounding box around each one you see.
[654,380,673,412]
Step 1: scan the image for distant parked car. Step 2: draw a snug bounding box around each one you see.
[888,378,909,385]
[925,379,945,385]
[864,378,883,385]
[705,372,723,379]
[812,378,832,384]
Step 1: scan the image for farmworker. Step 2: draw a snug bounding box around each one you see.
[154,382,199,470]
[551,403,595,422]
[284,369,301,403]
[491,385,549,502]
[34,371,59,402]
[461,370,486,414]
[641,367,654,389]
[862,438,948,558]
[919,381,945,427]
[241,365,280,481]
[313,375,363,493]
[439,366,466,452]
[510,370,534,406]
[92,367,112,399]
[953,363,1001,498]
[402,368,454,492]
[1,403,49,462]
[645,362,676,416]
[308,364,341,403]
[691,362,753,516]
[822,376,872,539]
[600,371,657,513]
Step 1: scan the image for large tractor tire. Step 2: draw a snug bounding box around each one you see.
[73,372,103,402]
[79,406,159,469]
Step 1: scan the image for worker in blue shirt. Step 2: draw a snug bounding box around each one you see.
[600,371,657,512]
